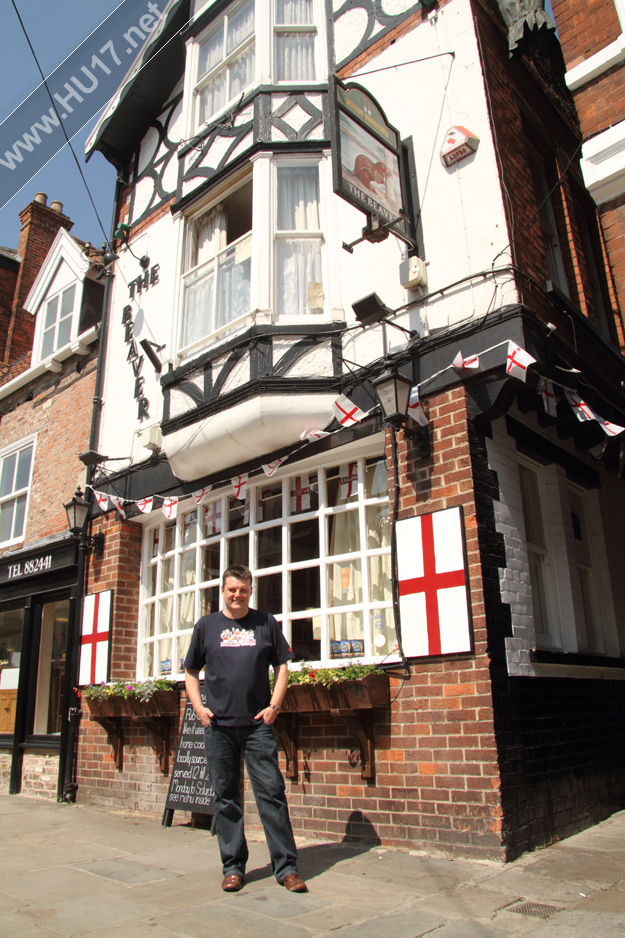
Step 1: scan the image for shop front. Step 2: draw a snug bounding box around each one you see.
[0,536,78,799]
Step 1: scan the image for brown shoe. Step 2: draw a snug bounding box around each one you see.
[222,873,244,891]
[281,873,308,892]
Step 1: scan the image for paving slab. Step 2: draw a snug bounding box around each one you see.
[414,885,524,921]
[125,870,227,911]
[289,899,398,934]
[431,922,514,938]
[73,857,180,885]
[521,909,625,936]
[2,842,128,875]
[483,868,600,904]
[155,903,313,938]
[571,885,625,913]
[20,894,155,936]
[521,850,625,889]
[318,907,447,938]
[229,885,333,919]
[82,925,179,938]
[2,867,127,905]
[0,912,64,938]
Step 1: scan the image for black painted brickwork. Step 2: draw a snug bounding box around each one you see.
[469,421,625,861]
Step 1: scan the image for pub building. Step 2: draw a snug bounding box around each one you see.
[45,0,625,860]
[0,196,104,797]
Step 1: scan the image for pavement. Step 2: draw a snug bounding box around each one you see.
[1,796,625,938]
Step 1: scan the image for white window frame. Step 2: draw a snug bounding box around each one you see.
[517,455,562,650]
[137,443,396,680]
[0,435,36,548]
[272,0,319,84]
[190,0,258,134]
[272,154,327,321]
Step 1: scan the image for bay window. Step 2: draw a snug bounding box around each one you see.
[180,181,253,350]
[195,0,255,128]
[139,453,396,678]
[276,164,324,317]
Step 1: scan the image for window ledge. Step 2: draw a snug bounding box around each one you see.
[529,649,625,680]
[580,119,625,204]
[0,326,99,402]
[530,649,625,668]
[566,34,625,91]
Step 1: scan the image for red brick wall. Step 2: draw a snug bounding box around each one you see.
[0,263,18,361]
[4,200,73,366]
[242,388,504,859]
[550,0,621,69]
[0,353,97,548]
[76,516,185,813]
[573,65,625,137]
[599,194,625,343]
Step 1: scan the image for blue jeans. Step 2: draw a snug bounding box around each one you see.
[204,721,299,882]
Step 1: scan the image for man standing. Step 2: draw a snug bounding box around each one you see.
[184,564,307,893]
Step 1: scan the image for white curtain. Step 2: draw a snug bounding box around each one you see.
[194,204,227,267]
[276,34,315,80]
[277,167,319,230]
[198,28,223,78]
[200,72,226,123]
[277,241,322,316]
[276,0,313,24]
[216,247,251,328]
[229,45,255,99]
[227,0,254,52]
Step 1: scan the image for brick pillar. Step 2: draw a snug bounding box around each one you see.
[3,194,73,366]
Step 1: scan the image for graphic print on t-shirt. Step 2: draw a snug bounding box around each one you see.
[220,627,256,647]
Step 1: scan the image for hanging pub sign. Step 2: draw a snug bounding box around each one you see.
[331,77,409,234]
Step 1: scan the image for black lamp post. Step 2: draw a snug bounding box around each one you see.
[58,487,104,802]
[371,368,412,425]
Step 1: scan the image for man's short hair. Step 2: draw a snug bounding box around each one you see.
[222,565,253,588]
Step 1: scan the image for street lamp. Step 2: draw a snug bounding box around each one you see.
[371,368,412,425]
[59,487,104,802]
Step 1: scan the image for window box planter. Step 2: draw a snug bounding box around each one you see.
[274,673,390,782]
[85,689,180,773]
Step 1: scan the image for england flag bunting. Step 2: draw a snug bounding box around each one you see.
[564,388,596,422]
[597,415,625,437]
[161,497,178,520]
[452,351,480,372]
[109,495,126,519]
[539,377,557,417]
[339,462,358,501]
[300,428,331,441]
[79,590,113,685]
[93,490,109,512]
[290,474,311,512]
[332,394,366,427]
[262,457,287,477]
[408,386,429,426]
[506,341,536,382]
[589,440,608,460]
[232,474,248,500]
[192,486,212,505]
[396,506,472,658]
[135,497,154,514]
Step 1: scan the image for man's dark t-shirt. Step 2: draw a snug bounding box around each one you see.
[185,609,294,727]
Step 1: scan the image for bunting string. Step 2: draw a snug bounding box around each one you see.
[87,338,625,518]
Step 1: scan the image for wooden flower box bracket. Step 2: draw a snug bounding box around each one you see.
[85,691,179,774]
[274,673,389,782]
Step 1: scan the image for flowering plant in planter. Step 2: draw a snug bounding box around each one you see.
[285,662,383,688]
[80,678,177,702]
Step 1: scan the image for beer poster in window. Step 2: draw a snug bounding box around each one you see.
[331,78,406,226]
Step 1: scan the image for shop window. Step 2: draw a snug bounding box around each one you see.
[140,452,395,677]
[274,0,317,81]
[569,486,605,655]
[518,459,560,649]
[275,164,324,317]
[525,142,569,296]
[180,180,253,350]
[195,0,255,128]
[0,440,35,546]
[0,607,24,735]
[33,600,69,734]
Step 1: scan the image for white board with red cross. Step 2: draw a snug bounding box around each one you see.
[396,507,472,657]
[79,590,113,685]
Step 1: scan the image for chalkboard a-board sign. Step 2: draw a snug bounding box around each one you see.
[162,693,214,827]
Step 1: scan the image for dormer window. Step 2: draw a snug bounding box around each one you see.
[41,285,75,360]
[195,0,255,127]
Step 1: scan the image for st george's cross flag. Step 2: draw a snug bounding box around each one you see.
[407,386,429,426]
[262,456,288,477]
[79,590,113,685]
[161,497,178,520]
[539,377,557,417]
[506,341,536,382]
[232,474,248,500]
[109,495,126,519]
[301,428,331,441]
[564,388,596,422]
[396,506,472,658]
[452,351,480,372]
[332,394,366,427]
[135,497,154,514]
[192,486,212,505]
[93,490,109,513]
[339,462,358,501]
[290,473,311,512]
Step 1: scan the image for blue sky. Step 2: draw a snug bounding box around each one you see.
[0,0,121,251]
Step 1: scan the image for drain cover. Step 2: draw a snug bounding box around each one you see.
[509,901,564,919]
